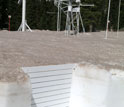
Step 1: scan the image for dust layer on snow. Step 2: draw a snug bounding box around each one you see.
[0,67,29,83]
[0,30,124,82]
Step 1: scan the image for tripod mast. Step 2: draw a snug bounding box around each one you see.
[18,0,32,32]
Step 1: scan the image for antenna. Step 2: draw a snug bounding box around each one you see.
[18,0,32,32]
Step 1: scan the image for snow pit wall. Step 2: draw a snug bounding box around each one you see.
[69,63,124,107]
[0,77,31,107]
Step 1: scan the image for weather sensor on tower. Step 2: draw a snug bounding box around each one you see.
[18,0,32,32]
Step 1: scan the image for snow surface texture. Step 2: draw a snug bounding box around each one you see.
[69,63,124,107]
[0,78,31,107]
[0,30,124,82]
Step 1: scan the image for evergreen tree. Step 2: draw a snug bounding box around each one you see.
[0,0,123,31]
[110,0,120,30]
[120,2,124,30]
[80,0,108,31]
[0,0,8,29]
[0,0,2,29]
[110,0,124,30]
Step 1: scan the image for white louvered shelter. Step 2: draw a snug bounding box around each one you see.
[22,64,75,107]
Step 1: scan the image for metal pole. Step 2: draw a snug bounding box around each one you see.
[57,1,60,31]
[68,0,72,35]
[79,13,85,33]
[76,12,79,33]
[22,0,26,32]
[9,18,10,31]
[71,10,74,32]
[105,0,111,39]
[8,15,11,31]
[117,0,121,37]
[77,2,80,34]
[59,2,62,32]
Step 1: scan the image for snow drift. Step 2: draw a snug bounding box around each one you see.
[70,63,124,107]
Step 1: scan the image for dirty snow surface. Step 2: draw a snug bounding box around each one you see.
[0,30,124,81]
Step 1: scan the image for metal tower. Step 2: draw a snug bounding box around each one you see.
[18,0,32,32]
[54,0,94,35]
[65,0,86,35]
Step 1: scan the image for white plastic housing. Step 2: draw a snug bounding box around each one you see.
[72,7,80,12]
[76,0,80,2]
[68,6,72,12]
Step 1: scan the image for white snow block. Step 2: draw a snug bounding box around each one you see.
[69,63,124,107]
[0,78,31,107]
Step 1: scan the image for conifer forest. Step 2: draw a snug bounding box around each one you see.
[0,0,124,32]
